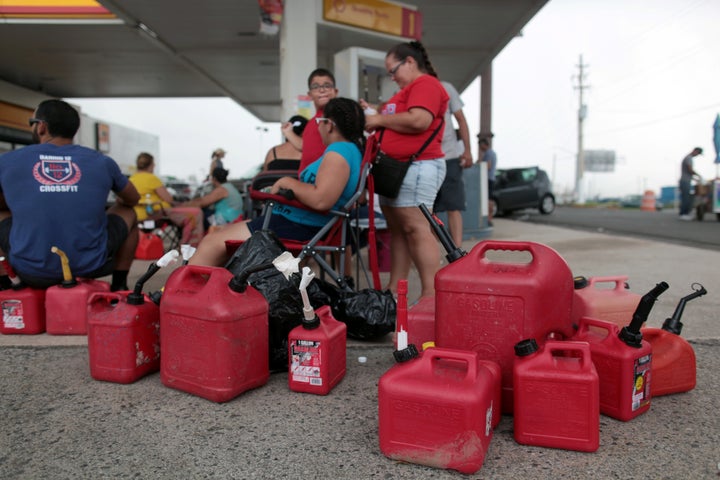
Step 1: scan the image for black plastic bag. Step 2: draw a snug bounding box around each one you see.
[308,280,396,340]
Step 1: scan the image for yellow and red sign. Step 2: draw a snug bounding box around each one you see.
[323,0,422,41]
[0,0,115,19]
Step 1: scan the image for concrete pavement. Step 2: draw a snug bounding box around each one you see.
[1,218,718,479]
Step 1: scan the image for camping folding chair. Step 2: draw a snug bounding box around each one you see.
[137,202,183,253]
[226,145,381,292]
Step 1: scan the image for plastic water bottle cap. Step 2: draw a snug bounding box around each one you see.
[358,356,367,364]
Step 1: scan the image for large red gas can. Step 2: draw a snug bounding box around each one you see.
[288,305,346,395]
[571,276,641,328]
[407,296,435,349]
[0,287,46,335]
[572,317,652,421]
[642,327,695,397]
[87,291,160,383]
[160,265,269,403]
[378,348,499,474]
[513,339,599,452]
[45,279,111,335]
[435,240,575,414]
[135,232,164,260]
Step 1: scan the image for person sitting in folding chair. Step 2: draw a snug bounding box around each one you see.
[188,97,365,267]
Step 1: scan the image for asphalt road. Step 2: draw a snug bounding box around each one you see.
[510,205,720,251]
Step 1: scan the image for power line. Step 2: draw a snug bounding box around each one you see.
[588,102,720,136]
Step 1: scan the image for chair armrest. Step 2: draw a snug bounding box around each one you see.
[249,188,330,215]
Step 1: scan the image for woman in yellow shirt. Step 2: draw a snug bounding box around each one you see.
[129,152,204,246]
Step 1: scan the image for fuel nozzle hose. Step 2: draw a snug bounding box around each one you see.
[619,281,669,348]
[662,283,707,335]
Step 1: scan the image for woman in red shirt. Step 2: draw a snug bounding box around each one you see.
[361,41,449,300]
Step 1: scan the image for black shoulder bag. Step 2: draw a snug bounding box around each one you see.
[371,119,444,198]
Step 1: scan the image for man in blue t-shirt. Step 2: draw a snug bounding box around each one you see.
[0,99,140,290]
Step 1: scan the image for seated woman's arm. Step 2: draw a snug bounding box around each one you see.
[154,185,175,205]
[269,152,350,212]
[182,185,228,209]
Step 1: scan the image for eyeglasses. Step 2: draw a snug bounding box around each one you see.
[28,118,44,127]
[315,117,335,126]
[309,83,335,91]
[388,59,406,76]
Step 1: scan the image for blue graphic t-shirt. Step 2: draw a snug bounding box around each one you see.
[0,143,129,278]
[273,141,361,227]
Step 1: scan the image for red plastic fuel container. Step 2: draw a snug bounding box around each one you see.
[513,339,599,452]
[45,278,111,335]
[135,232,164,260]
[87,291,160,383]
[571,275,641,328]
[435,240,575,414]
[378,347,499,475]
[571,317,652,421]
[288,305,346,395]
[0,286,46,335]
[407,296,435,348]
[160,265,269,403]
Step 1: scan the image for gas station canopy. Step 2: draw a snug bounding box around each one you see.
[0,0,548,122]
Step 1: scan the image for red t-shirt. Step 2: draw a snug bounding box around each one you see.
[377,75,449,161]
[299,110,325,174]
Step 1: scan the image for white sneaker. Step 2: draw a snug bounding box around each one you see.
[679,214,693,221]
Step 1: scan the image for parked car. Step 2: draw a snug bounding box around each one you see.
[163,179,197,202]
[491,166,555,216]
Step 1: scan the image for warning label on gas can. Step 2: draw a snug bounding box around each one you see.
[290,339,323,385]
[631,354,652,411]
[2,300,25,330]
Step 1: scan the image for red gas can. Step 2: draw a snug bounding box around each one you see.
[288,305,346,395]
[407,296,435,349]
[0,286,46,335]
[513,339,599,452]
[571,275,641,328]
[45,278,111,335]
[160,265,269,403]
[572,317,652,421]
[642,328,695,397]
[378,348,499,474]
[87,291,160,383]
[135,232,164,260]
[435,240,575,414]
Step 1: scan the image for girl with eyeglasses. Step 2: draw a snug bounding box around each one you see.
[360,41,449,300]
[188,97,365,266]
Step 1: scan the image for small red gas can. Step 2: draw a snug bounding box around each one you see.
[572,317,652,421]
[513,339,599,452]
[45,278,111,335]
[378,348,499,474]
[0,286,46,335]
[135,232,164,260]
[407,296,435,349]
[288,305,346,395]
[87,291,160,383]
[571,275,641,328]
[642,327,695,397]
[435,240,575,414]
[160,265,269,403]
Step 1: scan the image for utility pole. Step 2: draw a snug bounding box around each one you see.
[573,54,590,203]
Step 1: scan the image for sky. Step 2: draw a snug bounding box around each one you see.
[68,0,720,199]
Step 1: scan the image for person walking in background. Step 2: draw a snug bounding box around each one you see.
[262,115,307,171]
[479,137,497,226]
[0,99,139,291]
[129,152,204,246]
[181,167,243,230]
[188,98,365,267]
[678,147,703,220]
[207,148,226,181]
[434,81,472,247]
[361,41,449,300]
[282,68,338,174]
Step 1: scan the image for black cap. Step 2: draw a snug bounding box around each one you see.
[574,276,589,289]
[514,339,539,357]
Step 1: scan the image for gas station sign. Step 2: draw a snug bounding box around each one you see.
[323,0,422,40]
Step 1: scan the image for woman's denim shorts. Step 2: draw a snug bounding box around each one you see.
[379,158,446,208]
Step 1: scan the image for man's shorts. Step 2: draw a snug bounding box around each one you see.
[434,158,466,212]
[379,158,446,208]
[0,214,128,288]
[247,213,322,242]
